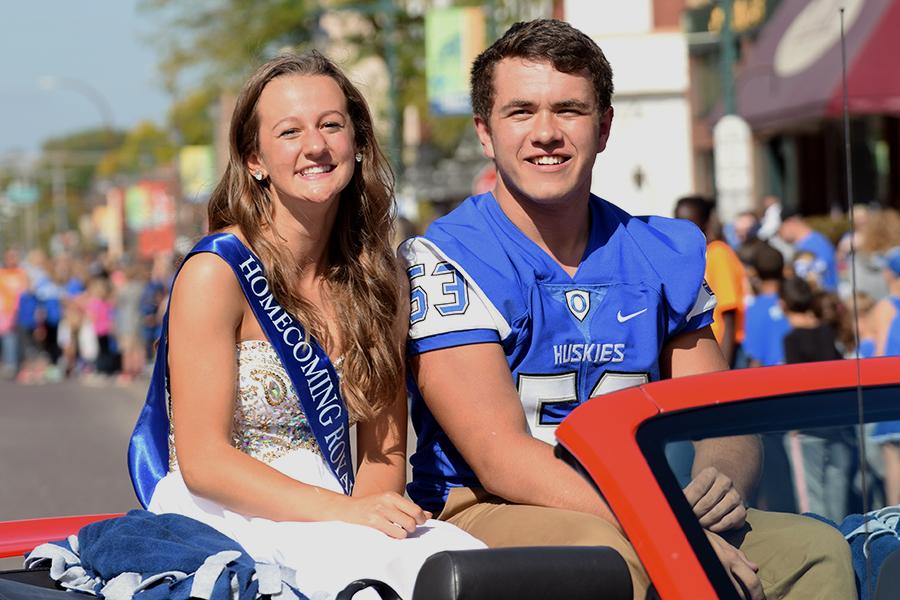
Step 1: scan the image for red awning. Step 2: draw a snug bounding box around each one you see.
[736,0,900,132]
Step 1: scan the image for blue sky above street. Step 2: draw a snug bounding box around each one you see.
[0,0,170,157]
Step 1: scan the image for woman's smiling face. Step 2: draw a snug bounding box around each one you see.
[249,74,356,207]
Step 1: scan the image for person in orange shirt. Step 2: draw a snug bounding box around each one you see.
[675,195,747,367]
[0,249,30,378]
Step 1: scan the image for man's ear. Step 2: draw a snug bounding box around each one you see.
[474,115,495,160]
[597,106,614,153]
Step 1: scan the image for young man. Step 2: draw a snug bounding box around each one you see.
[779,209,838,292]
[400,19,853,600]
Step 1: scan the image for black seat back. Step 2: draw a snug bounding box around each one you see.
[412,546,632,600]
[0,569,69,600]
[875,547,900,600]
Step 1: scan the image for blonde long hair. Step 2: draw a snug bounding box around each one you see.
[207,52,401,421]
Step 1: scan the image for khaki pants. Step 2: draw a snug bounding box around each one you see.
[439,487,856,600]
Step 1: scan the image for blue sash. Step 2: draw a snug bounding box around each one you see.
[128,233,354,507]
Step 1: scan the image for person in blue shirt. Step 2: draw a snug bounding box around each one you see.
[139,277,166,362]
[401,19,854,600]
[744,243,791,368]
[870,247,900,507]
[14,285,41,380]
[779,208,838,291]
[35,269,65,371]
[742,244,799,515]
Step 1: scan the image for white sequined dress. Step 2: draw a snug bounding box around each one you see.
[149,340,484,599]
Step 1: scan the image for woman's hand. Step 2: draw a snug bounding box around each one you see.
[335,492,431,539]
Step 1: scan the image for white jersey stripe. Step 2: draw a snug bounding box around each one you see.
[686,279,717,323]
[399,237,512,342]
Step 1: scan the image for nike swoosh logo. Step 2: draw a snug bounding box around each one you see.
[616,308,648,323]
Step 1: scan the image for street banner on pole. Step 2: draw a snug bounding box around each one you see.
[126,181,174,231]
[178,145,216,203]
[714,114,754,223]
[426,7,486,115]
[125,184,151,231]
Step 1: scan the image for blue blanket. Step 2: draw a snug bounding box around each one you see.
[25,509,304,600]
[809,505,900,600]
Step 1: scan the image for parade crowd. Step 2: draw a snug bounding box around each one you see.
[676,196,900,371]
[5,196,899,390]
[674,194,900,525]
[0,247,175,385]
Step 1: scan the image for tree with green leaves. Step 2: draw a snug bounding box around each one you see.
[41,128,126,194]
[96,121,177,178]
[139,0,548,169]
[168,88,219,146]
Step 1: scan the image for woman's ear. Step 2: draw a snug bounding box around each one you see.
[247,152,265,179]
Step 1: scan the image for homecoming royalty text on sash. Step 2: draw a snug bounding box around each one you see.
[128,233,354,507]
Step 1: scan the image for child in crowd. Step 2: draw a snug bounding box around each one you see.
[744,244,796,513]
[115,262,148,382]
[744,243,790,368]
[781,277,854,522]
[83,276,119,376]
[781,277,843,364]
[57,294,92,378]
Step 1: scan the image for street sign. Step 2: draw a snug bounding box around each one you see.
[5,181,39,206]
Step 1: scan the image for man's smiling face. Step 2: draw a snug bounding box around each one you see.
[475,58,612,210]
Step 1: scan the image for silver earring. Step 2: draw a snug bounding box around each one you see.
[253,170,263,181]
[354,152,362,163]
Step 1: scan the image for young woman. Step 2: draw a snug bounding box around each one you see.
[128,52,482,599]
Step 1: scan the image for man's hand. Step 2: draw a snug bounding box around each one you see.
[684,466,747,532]
[705,530,765,600]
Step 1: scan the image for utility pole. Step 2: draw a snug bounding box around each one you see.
[380,0,402,176]
[25,203,37,250]
[486,0,497,43]
[719,0,737,115]
[40,76,116,236]
[52,155,68,233]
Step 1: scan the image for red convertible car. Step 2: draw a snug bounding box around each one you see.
[2,357,899,599]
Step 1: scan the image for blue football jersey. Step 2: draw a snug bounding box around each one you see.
[400,192,717,512]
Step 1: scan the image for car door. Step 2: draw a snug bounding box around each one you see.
[557,356,900,599]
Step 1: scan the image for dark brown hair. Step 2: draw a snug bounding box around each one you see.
[207,51,401,421]
[470,19,614,122]
[780,277,815,314]
[752,243,785,282]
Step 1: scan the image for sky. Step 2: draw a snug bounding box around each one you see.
[0,0,171,159]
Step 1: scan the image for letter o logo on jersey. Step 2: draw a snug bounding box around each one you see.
[565,289,591,322]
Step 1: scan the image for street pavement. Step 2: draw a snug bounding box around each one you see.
[0,378,147,521]
[1,377,147,569]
